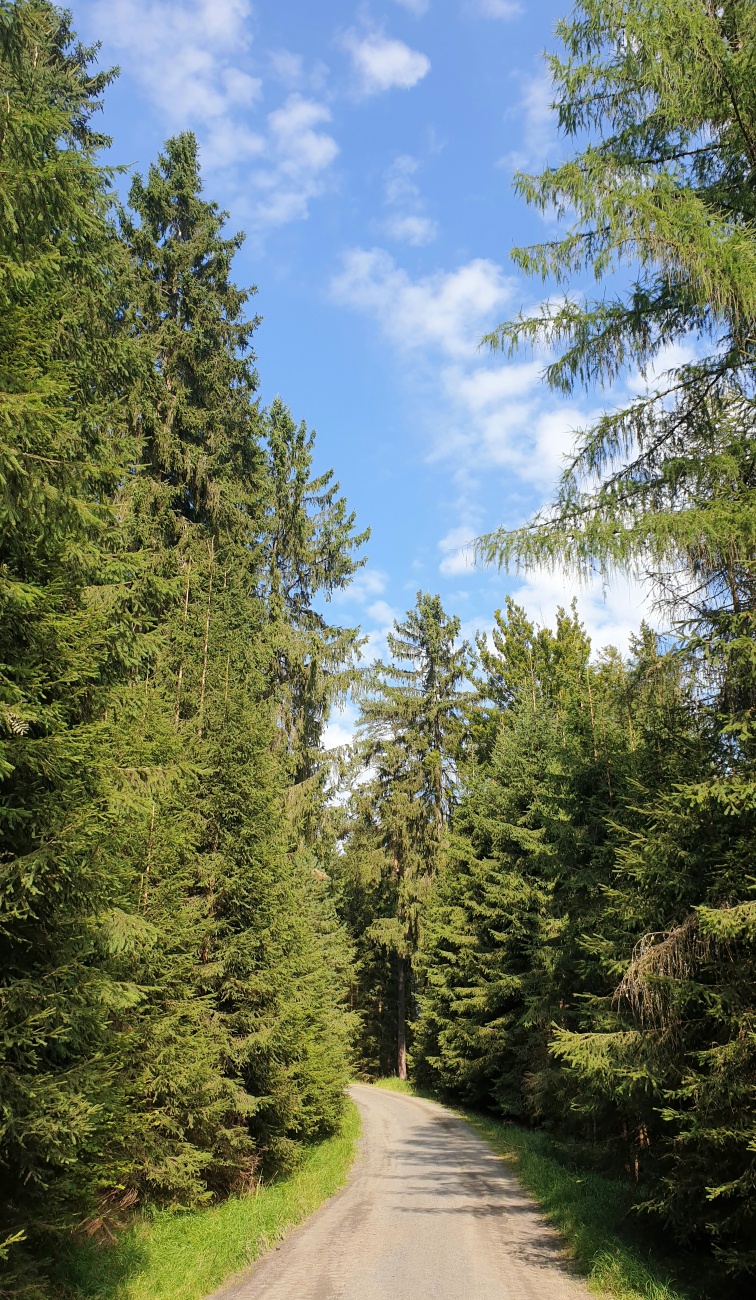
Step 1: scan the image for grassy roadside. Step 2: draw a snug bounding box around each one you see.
[59,1101,361,1300]
[373,1079,691,1300]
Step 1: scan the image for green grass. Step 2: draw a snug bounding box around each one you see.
[60,1102,361,1300]
[464,1114,689,1300]
[371,1076,434,1098]
[372,1080,691,1300]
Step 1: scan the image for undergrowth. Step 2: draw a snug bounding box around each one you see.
[58,1101,361,1300]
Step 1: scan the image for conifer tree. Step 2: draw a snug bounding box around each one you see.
[339,594,471,1078]
[112,133,361,1190]
[418,602,596,1111]
[1,4,363,1288]
[467,3,756,1270]
[479,0,756,598]
[0,0,144,1274]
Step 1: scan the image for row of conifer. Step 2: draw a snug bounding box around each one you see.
[339,588,755,1284]
[338,0,756,1285]
[1,3,365,1292]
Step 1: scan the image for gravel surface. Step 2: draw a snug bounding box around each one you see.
[207,1083,592,1300]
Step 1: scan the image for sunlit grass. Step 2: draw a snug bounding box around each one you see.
[465,1114,689,1300]
[61,1101,360,1300]
[372,1076,422,1095]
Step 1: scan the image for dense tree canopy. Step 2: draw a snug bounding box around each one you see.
[3,0,756,1293]
[0,3,362,1292]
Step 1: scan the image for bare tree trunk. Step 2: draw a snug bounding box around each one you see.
[397,955,407,1080]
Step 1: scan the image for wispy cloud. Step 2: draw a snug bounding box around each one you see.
[249,94,339,225]
[500,71,557,173]
[468,0,522,18]
[267,48,329,93]
[343,31,430,95]
[363,599,403,663]
[331,248,514,357]
[331,568,388,605]
[394,0,430,13]
[331,246,599,577]
[90,0,339,229]
[438,525,477,576]
[504,569,654,656]
[382,154,438,245]
[385,214,438,245]
[91,0,260,138]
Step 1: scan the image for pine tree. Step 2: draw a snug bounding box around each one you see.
[0,0,146,1276]
[339,594,471,1078]
[110,133,362,1194]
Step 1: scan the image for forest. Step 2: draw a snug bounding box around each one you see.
[2,0,756,1294]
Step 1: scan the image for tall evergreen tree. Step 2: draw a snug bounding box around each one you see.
[479,0,756,601]
[110,133,362,1194]
[0,0,145,1277]
[418,602,596,1112]
[339,594,471,1078]
[466,3,756,1272]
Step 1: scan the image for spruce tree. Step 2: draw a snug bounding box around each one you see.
[418,601,597,1113]
[112,133,362,1191]
[0,0,144,1275]
[339,593,471,1078]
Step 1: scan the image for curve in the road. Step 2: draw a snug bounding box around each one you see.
[208,1083,592,1300]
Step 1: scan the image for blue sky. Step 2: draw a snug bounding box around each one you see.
[74,0,655,738]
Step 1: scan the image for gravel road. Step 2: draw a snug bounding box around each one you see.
[208,1083,592,1300]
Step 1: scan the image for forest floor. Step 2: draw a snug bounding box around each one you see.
[376,1079,694,1300]
[59,1102,361,1300]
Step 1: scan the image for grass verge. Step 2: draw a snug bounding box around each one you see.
[372,1080,690,1300]
[60,1101,360,1300]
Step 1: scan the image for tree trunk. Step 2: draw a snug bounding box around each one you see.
[397,955,407,1080]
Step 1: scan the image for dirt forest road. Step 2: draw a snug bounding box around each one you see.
[209,1083,592,1300]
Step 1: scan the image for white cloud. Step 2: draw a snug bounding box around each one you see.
[91,0,338,229]
[331,245,601,560]
[386,214,437,245]
[470,0,522,17]
[332,248,514,358]
[267,48,329,93]
[439,526,477,576]
[331,248,671,600]
[499,72,557,174]
[268,48,305,85]
[344,32,430,95]
[362,599,402,663]
[386,213,438,245]
[395,0,430,13]
[268,94,338,171]
[506,569,655,655]
[382,155,438,245]
[243,95,338,225]
[332,568,389,605]
[91,0,259,130]
[322,700,360,751]
[384,153,420,206]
